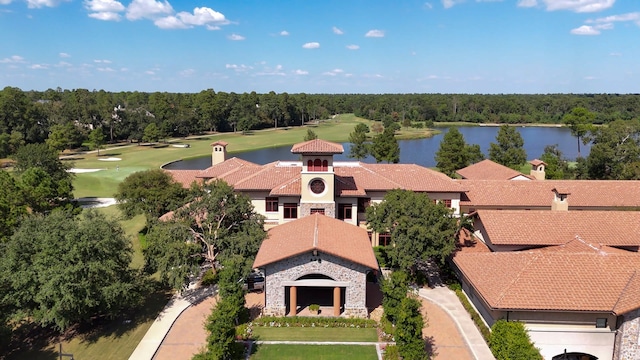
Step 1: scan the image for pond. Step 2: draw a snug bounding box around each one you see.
[163,126,591,170]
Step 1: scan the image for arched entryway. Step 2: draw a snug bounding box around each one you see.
[552,352,598,360]
[283,274,347,317]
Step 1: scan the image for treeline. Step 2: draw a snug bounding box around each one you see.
[2,86,640,158]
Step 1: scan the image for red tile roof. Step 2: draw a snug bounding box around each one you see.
[291,139,344,154]
[233,162,301,192]
[453,247,640,313]
[529,159,546,166]
[211,140,229,147]
[355,163,467,193]
[164,170,203,188]
[458,179,640,209]
[253,213,379,269]
[456,159,528,180]
[476,210,640,247]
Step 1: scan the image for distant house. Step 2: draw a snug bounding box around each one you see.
[456,159,532,181]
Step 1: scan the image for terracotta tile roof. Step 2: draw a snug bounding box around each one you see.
[335,174,367,196]
[197,157,259,180]
[164,170,203,188]
[270,177,301,196]
[458,179,640,209]
[453,247,640,313]
[233,162,301,191]
[456,159,527,180]
[359,163,467,193]
[529,159,546,166]
[291,139,344,154]
[253,213,379,269]
[477,210,640,247]
[211,140,228,147]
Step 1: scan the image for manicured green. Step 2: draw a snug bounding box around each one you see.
[251,327,378,342]
[251,344,378,360]
[70,114,436,198]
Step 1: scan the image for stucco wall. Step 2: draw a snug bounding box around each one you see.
[614,309,640,360]
[261,252,369,318]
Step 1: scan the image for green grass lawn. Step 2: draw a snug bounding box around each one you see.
[70,114,436,198]
[250,344,378,360]
[251,327,378,342]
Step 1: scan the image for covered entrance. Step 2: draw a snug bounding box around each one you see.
[284,274,347,316]
[552,353,597,360]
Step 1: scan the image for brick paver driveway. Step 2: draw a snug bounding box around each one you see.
[421,297,474,360]
[153,296,217,360]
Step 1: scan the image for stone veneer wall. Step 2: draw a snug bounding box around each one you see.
[300,203,336,218]
[262,251,368,318]
[614,309,640,360]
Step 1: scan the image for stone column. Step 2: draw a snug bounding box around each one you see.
[289,286,297,316]
[333,287,341,316]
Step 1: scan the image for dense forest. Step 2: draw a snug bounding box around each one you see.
[2,85,640,158]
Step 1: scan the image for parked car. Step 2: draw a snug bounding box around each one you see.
[242,272,265,292]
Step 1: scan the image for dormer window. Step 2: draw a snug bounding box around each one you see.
[307,159,328,172]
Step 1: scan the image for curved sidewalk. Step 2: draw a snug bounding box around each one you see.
[418,287,495,360]
[128,286,216,360]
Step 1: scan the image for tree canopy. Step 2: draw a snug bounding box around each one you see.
[0,209,146,331]
[303,128,318,141]
[488,126,527,170]
[0,170,26,242]
[539,145,571,180]
[114,169,188,223]
[348,123,370,160]
[371,127,400,163]
[366,189,458,270]
[583,119,640,180]
[563,107,595,157]
[435,127,484,177]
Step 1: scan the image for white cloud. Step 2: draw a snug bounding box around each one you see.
[586,12,640,24]
[442,0,464,8]
[365,29,384,37]
[228,33,245,40]
[544,0,614,13]
[424,2,433,9]
[225,64,252,72]
[0,55,25,63]
[126,0,173,20]
[145,70,155,75]
[323,69,344,76]
[302,42,320,49]
[93,59,112,63]
[570,24,601,34]
[294,69,308,75]
[97,67,116,72]
[332,26,343,35]
[256,64,285,76]
[177,7,229,26]
[154,15,188,29]
[517,0,538,6]
[59,52,70,58]
[584,76,597,80]
[179,68,195,76]
[30,64,48,69]
[25,0,69,8]
[346,44,359,50]
[280,30,289,36]
[0,0,14,4]
[89,11,121,20]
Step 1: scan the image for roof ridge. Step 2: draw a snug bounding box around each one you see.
[359,163,404,189]
[494,252,540,307]
[612,270,639,313]
[233,161,278,187]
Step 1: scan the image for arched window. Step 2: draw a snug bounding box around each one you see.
[307,160,313,169]
[322,160,328,171]
[314,159,322,171]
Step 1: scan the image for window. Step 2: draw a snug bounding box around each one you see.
[309,179,325,194]
[310,208,325,215]
[357,198,371,213]
[442,199,452,208]
[284,203,297,219]
[307,158,328,172]
[338,204,352,220]
[379,233,392,246]
[596,318,607,328]
[265,197,278,212]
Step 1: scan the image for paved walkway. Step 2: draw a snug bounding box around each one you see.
[418,287,495,360]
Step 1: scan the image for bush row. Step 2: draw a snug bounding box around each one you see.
[448,282,492,342]
[251,316,377,328]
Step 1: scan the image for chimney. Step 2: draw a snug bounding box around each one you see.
[551,187,570,211]
[529,159,546,180]
[211,141,228,166]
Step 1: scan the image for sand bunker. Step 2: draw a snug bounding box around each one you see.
[98,157,122,161]
[76,197,117,209]
[68,168,105,173]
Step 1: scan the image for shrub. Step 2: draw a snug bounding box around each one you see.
[448,282,491,342]
[396,297,428,360]
[381,270,409,324]
[200,269,218,287]
[373,246,389,268]
[383,345,401,360]
[251,316,376,328]
[309,304,320,312]
[489,320,543,360]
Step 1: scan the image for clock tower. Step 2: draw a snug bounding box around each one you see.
[291,139,344,218]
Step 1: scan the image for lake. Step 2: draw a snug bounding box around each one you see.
[163,126,591,170]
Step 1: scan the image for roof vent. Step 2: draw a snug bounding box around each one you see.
[551,187,570,211]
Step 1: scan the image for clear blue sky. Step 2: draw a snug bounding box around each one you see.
[0,0,638,94]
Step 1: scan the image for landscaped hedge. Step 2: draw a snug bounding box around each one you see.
[489,320,543,360]
[448,282,492,342]
[251,316,377,328]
